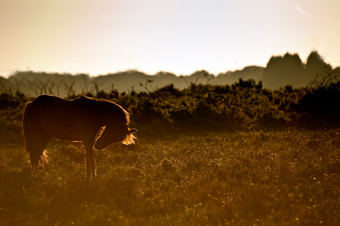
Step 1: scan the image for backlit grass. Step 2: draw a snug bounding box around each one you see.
[0,129,339,225]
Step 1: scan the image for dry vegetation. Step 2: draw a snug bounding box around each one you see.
[0,129,339,225]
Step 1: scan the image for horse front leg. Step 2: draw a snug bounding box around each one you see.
[84,142,96,180]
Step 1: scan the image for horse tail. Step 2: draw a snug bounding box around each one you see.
[22,101,48,167]
[23,102,33,160]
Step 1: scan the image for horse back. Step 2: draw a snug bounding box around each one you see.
[29,95,104,141]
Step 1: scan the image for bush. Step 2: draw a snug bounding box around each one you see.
[1,79,340,139]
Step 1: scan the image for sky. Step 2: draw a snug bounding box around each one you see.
[0,0,340,77]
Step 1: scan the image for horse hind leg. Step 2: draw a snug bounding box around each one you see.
[39,133,51,166]
[30,132,51,167]
[23,131,37,167]
[24,124,42,167]
[29,141,43,167]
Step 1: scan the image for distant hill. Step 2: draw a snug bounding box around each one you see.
[0,67,265,97]
[1,51,339,97]
[212,66,263,85]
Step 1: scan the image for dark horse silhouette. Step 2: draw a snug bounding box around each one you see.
[22,95,136,179]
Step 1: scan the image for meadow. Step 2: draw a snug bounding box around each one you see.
[0,79,339,225]
[0,129,339,225]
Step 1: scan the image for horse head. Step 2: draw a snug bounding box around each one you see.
[95,126,137,150]
[94,99,137,150]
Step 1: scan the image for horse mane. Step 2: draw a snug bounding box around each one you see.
[97,97,130,125]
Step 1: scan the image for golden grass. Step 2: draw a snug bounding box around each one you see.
[0,129,339,225]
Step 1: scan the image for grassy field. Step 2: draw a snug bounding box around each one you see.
[0,129,339,225]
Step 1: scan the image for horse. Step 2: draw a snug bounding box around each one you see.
[22,95,137,180]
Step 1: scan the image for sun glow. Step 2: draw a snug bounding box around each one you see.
[0,0,339,77]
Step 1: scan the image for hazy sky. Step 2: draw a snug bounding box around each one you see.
[1,0,339,77]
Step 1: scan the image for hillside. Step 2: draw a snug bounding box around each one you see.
[2,67,264,97]
[1,51,339,97]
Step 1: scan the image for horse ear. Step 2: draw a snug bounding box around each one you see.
[128,128,137,134]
